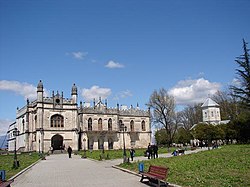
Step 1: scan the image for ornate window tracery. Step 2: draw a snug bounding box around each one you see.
[98,118,102,131]
[88,118,92,131]
[108,118,112,131]
[51,114,64,127]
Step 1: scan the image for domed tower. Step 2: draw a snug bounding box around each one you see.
[71,83,78,104]
[37,80,44,102]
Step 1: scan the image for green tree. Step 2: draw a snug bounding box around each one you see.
[175,127,193,144]
[230,39,250,109]
[193,123,224,146]
[233,111,250,143]
[220,122,238,144]
[155,129,168,145]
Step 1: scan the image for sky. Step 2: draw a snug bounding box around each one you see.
[0,0,250,136]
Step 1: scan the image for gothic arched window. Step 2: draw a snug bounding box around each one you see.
[22,119,25,132]
[34,115,37,127]
[98,118,102,131]
[88,118,92,131]
[119,120,123,130]
[108,118,112,131]
[51,114,64,127]
[141,120,146,131]
[130,120,134,132]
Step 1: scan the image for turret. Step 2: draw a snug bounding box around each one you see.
[71,83,78,104]
[37,80,44,102]
[201,98,221,123]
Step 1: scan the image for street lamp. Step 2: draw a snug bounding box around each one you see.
[120,123,127,163]
[39,128,44,154]
[13,128,20,169]
[39,139,41,154]
[82,138,87,158]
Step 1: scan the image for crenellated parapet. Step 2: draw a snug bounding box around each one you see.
[78,106,149,117]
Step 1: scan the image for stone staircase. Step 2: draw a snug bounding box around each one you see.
[52,150,67,154]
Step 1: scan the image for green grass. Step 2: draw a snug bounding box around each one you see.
[77,147,176,160]
[0,152,41,180]
[118,145,250,187]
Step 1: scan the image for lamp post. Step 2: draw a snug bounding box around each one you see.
[39,128,44,154]
[82,138,87,158]
[120,123,127,163]
[13,127,20,169]
[39,139,41,154]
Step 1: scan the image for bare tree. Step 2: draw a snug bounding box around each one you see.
[178,104,202,130]
[147,88,178,147]
[212,90,239,120]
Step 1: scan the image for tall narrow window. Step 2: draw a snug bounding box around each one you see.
[22,119,25,132]
[51,114,64,127]
[130,120,134,132]
[34,115,37,127]
[98,118,102,131]
[119,120,123,130]
[141,120,146,131]
[88,118,92,131]
[108,118,112,131]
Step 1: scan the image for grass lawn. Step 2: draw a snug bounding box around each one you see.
[118,144,250,187]
[77,147,175,160]
[0,152,41,180]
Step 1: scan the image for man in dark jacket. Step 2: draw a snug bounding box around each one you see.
[67,146,72,158]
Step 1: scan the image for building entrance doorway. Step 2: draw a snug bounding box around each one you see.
[51,134,63,150]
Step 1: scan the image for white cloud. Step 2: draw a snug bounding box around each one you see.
[0,119,14,136]
[0,80,48,101]
[119,90,133,98]
[105,60,124,69]
[231,78,241,87]
[168,78,221,105]
[81,85,112,102]
[113,90,133,100]
[68,51,88,60]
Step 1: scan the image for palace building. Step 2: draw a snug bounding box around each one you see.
[8,80,151,152]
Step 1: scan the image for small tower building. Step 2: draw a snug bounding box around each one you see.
[201,98,221,124]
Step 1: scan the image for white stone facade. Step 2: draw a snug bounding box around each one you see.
[8,81,151,152]
[201,98,221,123]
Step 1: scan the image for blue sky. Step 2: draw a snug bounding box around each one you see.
[0,0,250,135]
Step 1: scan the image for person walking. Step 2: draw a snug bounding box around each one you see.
[129,147,135,161]
[67,146,72,158]
[153,144,158,158]
[147,143,152,159]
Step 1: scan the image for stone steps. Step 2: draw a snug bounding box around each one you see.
[52,150,67,154]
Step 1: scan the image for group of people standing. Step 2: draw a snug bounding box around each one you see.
[66,144,159,160]
[146,143,158,159]
[129,143,159,161]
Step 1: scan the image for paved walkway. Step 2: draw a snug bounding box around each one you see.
[105,147,208,165]
[11,148,208,187]
[11,154,146,187]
